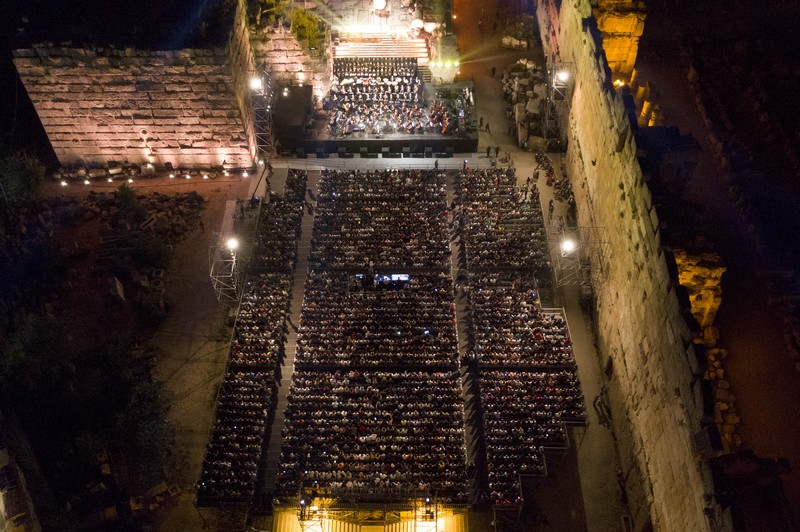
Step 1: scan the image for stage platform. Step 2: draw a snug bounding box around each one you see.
[273,81,480,158]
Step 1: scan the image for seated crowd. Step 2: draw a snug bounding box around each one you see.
[197,370,274,503]
[277,370,467,500]
[482,369,586,503]
[296,270,458,367]
[310,168,450,270]
[453,168,586,506]
[228,274,291,367]
[278,168,467,501]
[454,167,550,272]
[466,278,576,368]
[198,172,308,505]
[250,170,307,273]
[325,57,460,137]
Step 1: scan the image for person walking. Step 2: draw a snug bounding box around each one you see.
[494,146,500,157]
[486,146,491,158]
[485,122,490,133]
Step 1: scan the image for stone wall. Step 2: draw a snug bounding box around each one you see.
[249,26,328,101]
[227,0,259,163]
[592,0,646,77]
[13,46,253,169]
[536,1,719,530]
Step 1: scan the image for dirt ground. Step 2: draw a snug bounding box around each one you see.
[44,172,252,529]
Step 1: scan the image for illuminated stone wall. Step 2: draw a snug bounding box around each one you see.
[537,1,720,530]
[593,0,646,77]
[13,46,253,169]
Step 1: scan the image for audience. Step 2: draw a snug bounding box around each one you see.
[310,168,450,270]
[454,167,550,273]
[278,370,467,501]
[198,172,308,504]
[197,370,274,503]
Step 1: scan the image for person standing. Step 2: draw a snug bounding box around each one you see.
[494,146,500,157]
[491,66,496,78]
[486,146,491,158]
[485,122,490,133]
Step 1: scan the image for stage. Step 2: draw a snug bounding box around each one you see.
[273,82,480,158]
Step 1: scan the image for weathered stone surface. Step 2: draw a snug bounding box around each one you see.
[13,42,253,168]
[538,1,719,530]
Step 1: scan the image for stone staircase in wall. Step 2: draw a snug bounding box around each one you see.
[333,35,430,66]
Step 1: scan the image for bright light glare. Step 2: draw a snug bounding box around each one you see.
[128,178,134,183]
[560,239,576,254]
[557,70,570,82]
[60,180,67,187]
[84,179,90,185]
[250,77,262,91]
[227,238,239,251]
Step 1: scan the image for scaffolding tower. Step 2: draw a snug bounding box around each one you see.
[251,61,276,161]
[209,232,244,305]
[541,60,573,142]
[550,224,610,289]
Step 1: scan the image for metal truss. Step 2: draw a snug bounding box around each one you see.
[251,61,275,161]
[541,60,573,140]
[549,223,610,288]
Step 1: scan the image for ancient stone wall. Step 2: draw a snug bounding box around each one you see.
[536,1,717,530]
[249,26,328,101]
[228,0,259,163]
[592,0,646,77]
[13,46,253,169]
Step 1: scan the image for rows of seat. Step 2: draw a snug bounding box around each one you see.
[309,168,451,270]
[197,171,308,506]
[277,370,467,500]
[453,167,549,273]
[455,167,586,506]
[296,270,457,367]
[278,168,467,502]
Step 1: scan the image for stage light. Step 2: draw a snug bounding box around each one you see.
[445,61,452,68]
[84,179,90,185]
[454,60,459,67]
[243,171,249,177]
[250,77,262,91]
[227,238,239,251]
[107,178,113,183]
[203,174,209,180]
[557,70,570,82]
[60,180,67,187]
[185,174,191,179]
[560,238,576,255]
[259,159,265,165]
[436,61,443,68]
[169,173,175,178]
[146,163,153,169]
[128,178,134,183]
